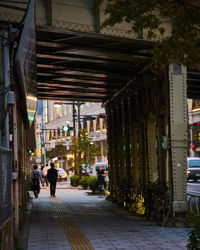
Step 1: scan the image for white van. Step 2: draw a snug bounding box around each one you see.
[187,157,200,181]
[92,162,108,177]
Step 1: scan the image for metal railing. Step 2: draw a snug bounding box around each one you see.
[187,193,200,216]
[0,147,12,229]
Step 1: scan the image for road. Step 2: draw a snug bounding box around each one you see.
[187,181,200,195]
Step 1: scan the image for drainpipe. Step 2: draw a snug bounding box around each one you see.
[3,32,9,148]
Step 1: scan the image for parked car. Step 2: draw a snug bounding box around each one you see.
[57,168,67,181]
[187,157,200,181]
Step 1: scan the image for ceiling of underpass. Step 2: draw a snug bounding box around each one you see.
[36,26,200,102]
[36,26,155,102]
[0,2,200,102]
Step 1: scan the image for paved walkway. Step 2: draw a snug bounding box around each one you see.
[24,183,191,250]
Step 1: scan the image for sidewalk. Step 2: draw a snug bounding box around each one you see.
[24,183,191,250]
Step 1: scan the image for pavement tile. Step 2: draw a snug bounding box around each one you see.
[25,186,192,250]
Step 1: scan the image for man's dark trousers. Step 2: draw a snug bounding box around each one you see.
[50,181,57,196]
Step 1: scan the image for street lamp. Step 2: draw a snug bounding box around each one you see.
[53,101,84,138]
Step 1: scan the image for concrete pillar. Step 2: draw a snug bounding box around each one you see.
[169,62,188,213]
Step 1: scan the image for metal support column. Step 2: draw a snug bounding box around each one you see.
[169,62,188,213]
[147,116,158,182]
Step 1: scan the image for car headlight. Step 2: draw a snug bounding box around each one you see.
[187,170,190,174]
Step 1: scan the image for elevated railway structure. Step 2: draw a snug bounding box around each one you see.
[0,1,200,247]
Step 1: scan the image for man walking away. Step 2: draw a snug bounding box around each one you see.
[47,163,58,197]
[30,165,42,198]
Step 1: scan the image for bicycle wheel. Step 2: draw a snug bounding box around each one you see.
[154,197,168,226]
[189,196,200,216]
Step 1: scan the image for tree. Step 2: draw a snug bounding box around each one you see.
[70,129,99,176]
[101,0,200,68]
[46,144,66,160]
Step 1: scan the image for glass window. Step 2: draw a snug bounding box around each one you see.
[188,160,200,168]
[192,99,200,110]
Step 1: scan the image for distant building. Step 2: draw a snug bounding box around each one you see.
[40,101,107,170]
[188,99,200,156]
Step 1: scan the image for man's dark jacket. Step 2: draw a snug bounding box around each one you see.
[47,168,58,183]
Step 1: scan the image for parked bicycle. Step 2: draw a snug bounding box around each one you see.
[144,182,169,226]
[114,179,169,226]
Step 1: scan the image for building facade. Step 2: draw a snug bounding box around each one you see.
[188,99,200,157]
[39,100,107,170]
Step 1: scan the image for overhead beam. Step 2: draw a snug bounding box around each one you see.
[37,85,113,94]
[37,67,127,80]
[37,93,106,101]
[36,59,136,74]
[37,72,123,83]
[37,77,123,87]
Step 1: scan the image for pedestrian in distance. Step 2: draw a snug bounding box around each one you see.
[47,163,58,197]
[30,165,42,198]
[43,163,49,187]
[97,170,106,196]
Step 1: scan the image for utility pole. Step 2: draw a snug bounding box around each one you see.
[41,100,46,166]
[77,101,81,177]
[72,101,76,138]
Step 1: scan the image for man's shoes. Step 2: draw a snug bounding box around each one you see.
[53,194,55,197]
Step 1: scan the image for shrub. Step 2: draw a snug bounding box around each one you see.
[87,176,98,193]
[70,175,79,187]
[79,176,88,189]
[187,228,200,250]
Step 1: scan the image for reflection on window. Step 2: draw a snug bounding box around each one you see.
[64,105,67,115]
[83,119,87,130]
[96,117,100,131]
[192,99,200,110]
[103,117,107,130]
[89,120,94,132]
[56,107,61,118]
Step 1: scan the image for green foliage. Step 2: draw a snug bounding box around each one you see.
[187,228,200,250]
[87,176,98,193]
[70,129,99,174]
[70,175,79,187]
[101,0,200,68]
[79,176,88,189]
[187,216,200,249]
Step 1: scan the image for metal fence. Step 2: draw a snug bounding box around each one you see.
[0,147,12,229]
[187,193,200,216]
